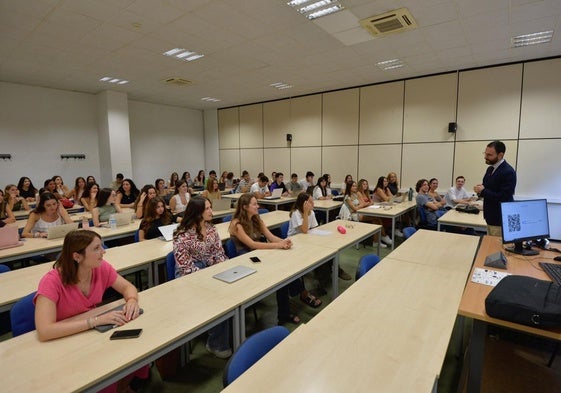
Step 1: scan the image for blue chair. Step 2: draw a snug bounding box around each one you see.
[165,251,176,281]
[403,226,417,240]
[417,206,436,230]
[0,264,10,273]
[331,189,339,196]
[134,229,140,242]
[224,239,238,259]
[223,326,290,387]
[279,221,289,239]
[11,292,37,337]
[222,214,232,223]
[258,208,269,215]
[355,254,380,281]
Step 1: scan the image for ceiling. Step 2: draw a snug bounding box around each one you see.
[1,0,560,110]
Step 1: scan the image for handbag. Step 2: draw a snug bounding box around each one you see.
[485,275,561,327]
[60,198,74,208]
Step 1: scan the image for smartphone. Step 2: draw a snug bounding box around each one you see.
[250,256,261,263]
[110,329,142,340]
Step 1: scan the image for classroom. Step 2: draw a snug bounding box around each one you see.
[1,1,561,392]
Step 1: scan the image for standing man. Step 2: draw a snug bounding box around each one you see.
[474,141,516,236]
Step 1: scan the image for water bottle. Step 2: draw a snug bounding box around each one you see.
[408,187,413,201]
[82,216,89,229]
[109,214,117,230]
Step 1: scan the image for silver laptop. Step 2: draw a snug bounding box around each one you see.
[213,265,256,283]
[264,188,282,200]
[0,225,24,250]
[391,195,404,203]
[47,222,79,240]
[101,212,131,228]
[158,223,178,241]
[211,198,231,211]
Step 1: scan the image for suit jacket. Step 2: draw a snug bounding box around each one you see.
[481,160,516,226]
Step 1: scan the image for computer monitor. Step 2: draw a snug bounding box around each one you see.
[500,199,549,256]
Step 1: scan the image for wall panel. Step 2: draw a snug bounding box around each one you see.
[322,89,359,146]
[264,100,290,148]
[239,104,263,148]
[358,144,402,185]
[218,107,239,149]
[290,94,322,147]
[360,81,404,144]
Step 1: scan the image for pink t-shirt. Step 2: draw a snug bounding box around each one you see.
[34,260,118,321]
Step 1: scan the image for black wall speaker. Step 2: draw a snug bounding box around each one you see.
[286,133,292,142]
[448,122,457,133]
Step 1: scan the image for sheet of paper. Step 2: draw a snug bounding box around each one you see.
[471,267,511,287]
[308,229,332,236]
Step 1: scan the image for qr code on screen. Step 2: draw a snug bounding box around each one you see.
[507,214,521,232]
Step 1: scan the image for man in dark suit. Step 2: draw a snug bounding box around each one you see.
[474,140,516,236]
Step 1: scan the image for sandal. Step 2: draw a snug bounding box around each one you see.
[278,314,301,325]
[301,294,322,308]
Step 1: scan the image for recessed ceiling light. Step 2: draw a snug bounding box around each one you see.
[287,0,344,20]
[376,59,404,71]
[270,82,293,90]
[511,30,554,47]
[201,97,221,102]
[99,76,129,84]
[163,48,205,62]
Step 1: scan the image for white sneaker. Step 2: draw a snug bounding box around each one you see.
[381,235,393,246]
[373,242,387,248]
[395,229,404,238]
[206,344,232,359]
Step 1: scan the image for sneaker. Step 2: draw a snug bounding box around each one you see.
[373,242,387,249]
[381,235,393,246]
[395,229,404,238]
[338,267,352,280]
[206,344,232,359]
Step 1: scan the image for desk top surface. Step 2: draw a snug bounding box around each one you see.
[312,199,342,209]
[438,209,486,227]
[458,235,561,339]
[357,199,417,217]
[291,219,380,250]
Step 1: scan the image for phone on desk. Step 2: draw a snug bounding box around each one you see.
[250,256,261,263]
[110,329,142,340]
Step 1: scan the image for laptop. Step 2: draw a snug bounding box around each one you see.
[391,195,404,203]
[0,225,24,250]
[213,265,256,283]
[264,188,282,200]
[158,223,178,241]
[47,222,79,240]
[211,198,231,211]
[101,212,131,228]
[93,304,144,332]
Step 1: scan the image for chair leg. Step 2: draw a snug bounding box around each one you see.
[547,342,559,367]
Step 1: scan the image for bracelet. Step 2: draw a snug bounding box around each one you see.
[87,317,93,329]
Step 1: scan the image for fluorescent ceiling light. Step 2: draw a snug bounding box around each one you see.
[287,0,311,6]
[307,5,343,19]
[511,30,554,47]
[99,76,129,84]
[163,48,185,56]
[270,82,293,90]
[163,48,205,62]
[287,0,343,20]
[201,97,221,102]
[299,0,334,14]
[376,58,404,71]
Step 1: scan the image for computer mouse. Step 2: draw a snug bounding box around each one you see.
[554,256,561,262]
[337,225,346,234]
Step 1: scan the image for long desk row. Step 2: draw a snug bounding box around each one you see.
[0,218,381,392]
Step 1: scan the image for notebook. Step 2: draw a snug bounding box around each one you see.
[213,265,256,283]
[264,188,282,200]
[0,225,24,250]
[158,223,178,241]
[94,304,144,332]
[46,222,79,240]
[211,198,231,211]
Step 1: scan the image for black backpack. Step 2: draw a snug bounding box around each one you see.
[485,275,561,327]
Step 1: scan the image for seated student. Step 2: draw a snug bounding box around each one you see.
[34,230,149,391]
[219,171,228,185]
[80,182,99,212]
[0,189,16,224]
[40,178,60,200]
[134,185,157,219]
[371,176,392,203]
[225,172,235,188]
[387,172,400,196]
[201,178,222,201]
[286,173,303,195]
[91,188,122,227]
[340,174,353,195]
[194,170,206,188]
[155,178,170,202]
[173,197,232,358]
[299,171,314,191]
[228,194,298,324]
[322,173,334,195]
[86,175,97,185]
[169,180,190,216]
[428,178,446,210]
[416,179,444,229]
[181,171,194,188]
[270,172,289,196]
[5,184,29,212]
[139,197,173,241]
[357,179,393,246]
[17,176,38,202]
[168,172,179,190]
[250,175,271,199]
[115,178,139,209]
[445,175,474,208]
[22,192,74,238]
[52,175,70,198]
[235,170,252,193]
[110,173,124,191]
[313,175,332,200]
[66,177,86,204]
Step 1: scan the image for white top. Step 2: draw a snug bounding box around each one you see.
[33,215,64,235]
[171,193,190,214]
[250,182,268,195]
[287,210,318,237]
[445,186,471,208]
[313,186,331,200]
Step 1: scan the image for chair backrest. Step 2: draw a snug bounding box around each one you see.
[11,292,37,337]
[134,229,140,242]
[279,221,289,239]
[0,264,10,273]
[165,251,176,281]
[224,239,238,259]
[258,208,269,215]
[355,254,380,280]
[331,189,339,196]
[223,326,290,387]
[222,214,232,223]
[403,226,417,239]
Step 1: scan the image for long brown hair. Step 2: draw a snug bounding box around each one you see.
[229,193,262,238]
[141,196,172,232]
[54,230,101,285]
[175,196,208,240]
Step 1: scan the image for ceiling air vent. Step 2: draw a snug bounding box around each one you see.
[359,7,417,37]
[162,77,193,86]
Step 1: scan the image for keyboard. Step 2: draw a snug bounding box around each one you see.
[539,262,561,285]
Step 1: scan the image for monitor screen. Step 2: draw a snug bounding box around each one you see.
[500,199,549,255]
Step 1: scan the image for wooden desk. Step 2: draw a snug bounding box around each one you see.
[357,199,417,250]
[437,209,487,233]
[458,235,561,393]
[223,232,477,393]
[312,199,342,223]
[257,196,297,210]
